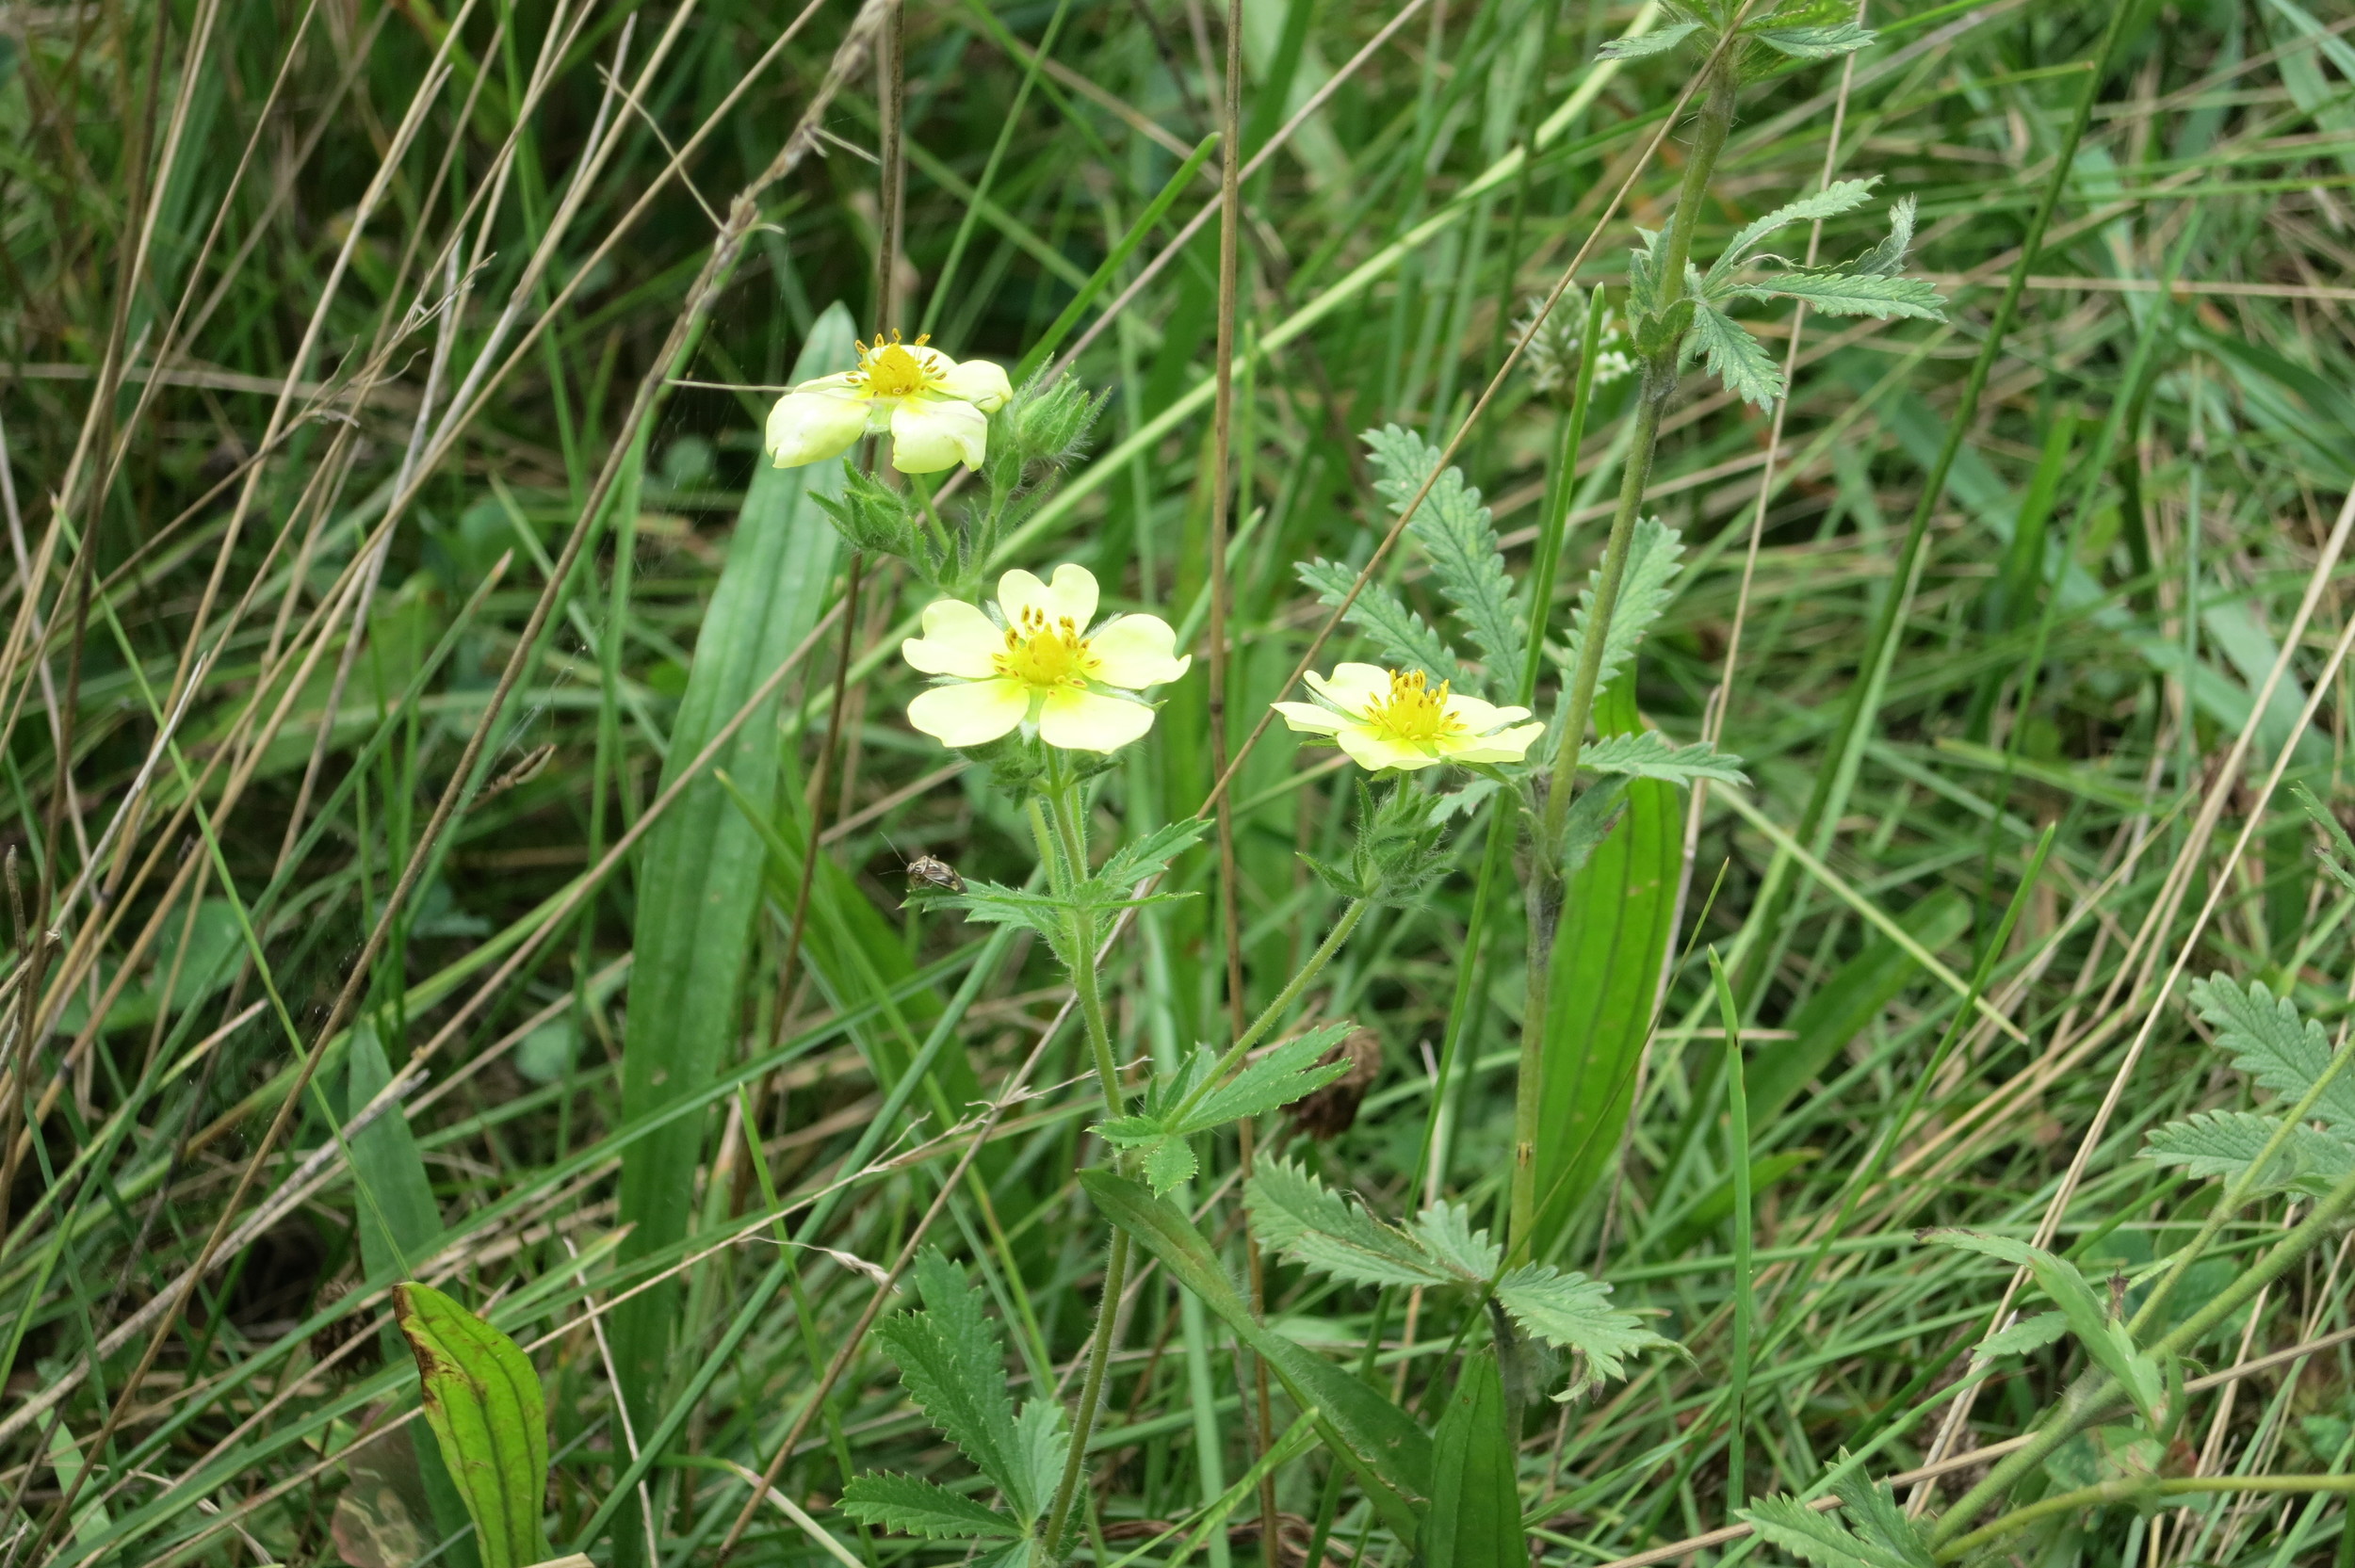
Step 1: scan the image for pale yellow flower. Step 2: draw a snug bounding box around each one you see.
[1273,663,1543,772]
[901,564,1190,752]
[765,332,1014,475]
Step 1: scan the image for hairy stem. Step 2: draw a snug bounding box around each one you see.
[1508,59,1736,1258]
[1043,1227,1131,1555]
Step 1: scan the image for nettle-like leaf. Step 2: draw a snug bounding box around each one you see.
[838,1475,1022,1541]
[1245,1159,1671,1397]
[1740,1465,1932,1568]
[1690,301,1783,409]
[1723,271,1946,321]
[1246,1158,1453,1288]
[1848,196,1919,279]
[859,1250,1064,1542]
[928,881,1082,968]
[1098,1025,1356,1194]
[2185,974,2355,1130]
[1577,730,1748,788]
[1749,21,1875,59]
[1493,1263,1675,1395]
[1599,19,1700,58]
[1094,817,1212,899]
[1295,558,1462,686]
[2144,1109,2355,1197]
[1553,518,1685,694]
[1705,178,1880,289]
[1365,425,1527,690]
[924,819,1209,966]
[1924,1230,2166,1431]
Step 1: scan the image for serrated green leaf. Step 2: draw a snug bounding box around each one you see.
[1011,1399,1069,1526]
[925,881,1077,966]
[1080,1171,1431,1536]
[838,1475,1022,1540]
[1296,558,1463,685]
[1553,518,1685,695]
[1973,1311,2071,1363]
[1365,425,1527,691]
[875,1251,1025,1505]
[1849,196,1918,278]
[1599,19,1700,57]
[1577,730,1748,787]
[1142,1136,1199,1194]
[1828,1465,1935,1568]
[1495,1264,1673,1392]
[1706,178,1879,287]
[1740,1493,1920,1568]
[1244,1158,1452,1287]
[1191,1025,1356,1130]
[1726,271,1946,320]
[1689,303,1784,409]
[1750,21,1876,58]
[392,1283,551,1568]
[1092,817,1210,897]
[1407,1202,1501,1283]
[2185,975,2355,1129]
[2143,1109,2355,1196]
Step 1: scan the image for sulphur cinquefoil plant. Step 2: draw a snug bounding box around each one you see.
[17,4,2355,1568]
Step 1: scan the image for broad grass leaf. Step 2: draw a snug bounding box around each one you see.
[392,1284,550,1568]
[1419,1350,1522,1568]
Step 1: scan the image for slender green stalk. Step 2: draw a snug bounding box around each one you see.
[1043,1227,1131,1555]
[1939,1474,2355,1562]
[1515,289,1609,709]
[1711,950,1754,1522]
[1509,58,1737,1258]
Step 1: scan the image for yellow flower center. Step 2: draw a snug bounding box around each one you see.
[857,331,935,399]
[1363,670,1465,745]
[994,606,1099,690]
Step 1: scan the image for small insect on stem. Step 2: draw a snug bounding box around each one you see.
[478,742,557,801]
[903,854,966,895]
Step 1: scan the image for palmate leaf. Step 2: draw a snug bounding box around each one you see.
[1725,272,1946,320]
[2185,975,2355,1129]
[1741,1473,1932,1568]
[1553,518,1685,695]
[2143,1108,2355,1196]
[1493,1264,1672,1391]
[1750,21,1876,59]
[1706,177,1879,286]
[1244,1159,1451,1287]
[838,1475,1021,1541]
[1577,730,1748,787]
[1365,425,1527,691]
[873,1251,1028,1511]
[1100,1026,1356,1194]
[1296,558,1462,685]
[1598,19,1700,57]
[1689,302,1784,409]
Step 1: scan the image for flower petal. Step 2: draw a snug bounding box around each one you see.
[1442,694,1529,733]
[1089,615,1190,689]
[1272,701,1344,736]
[999,563,1098,629]
[1038,687,1155,752]
[1335,721,1434,772]
[1446,721,1545,764]
[938,356,1013,412]
[902,599,1004,678]
[1305,663,1389,714]
[907,678,1030,748]
[889,396,988,473]
[765,387,869,468]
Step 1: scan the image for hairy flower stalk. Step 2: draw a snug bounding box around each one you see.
[1508,58,1742,1261]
